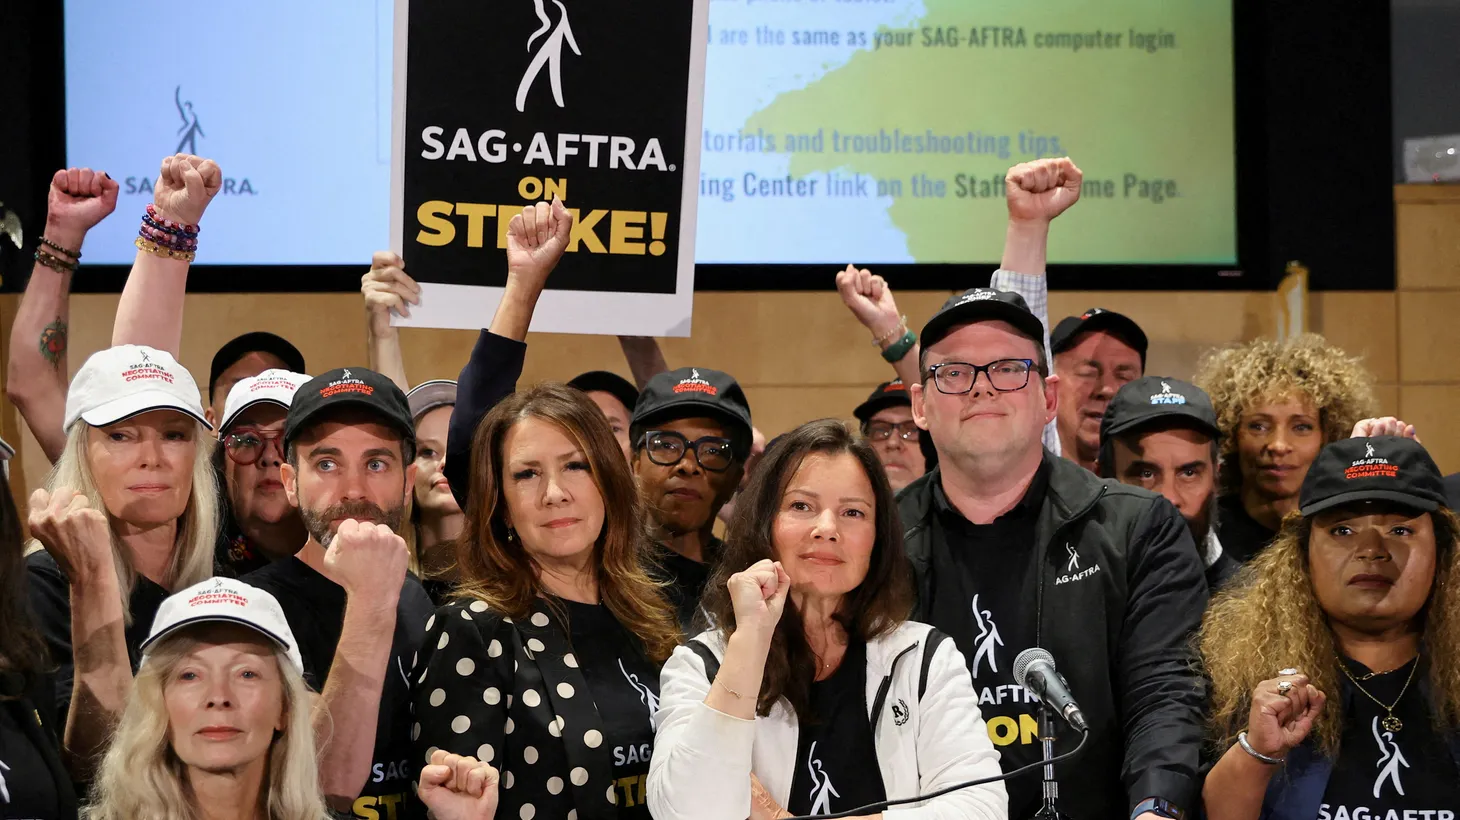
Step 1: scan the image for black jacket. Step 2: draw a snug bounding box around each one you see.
[445,331,527,510]
[898,454,1208,818]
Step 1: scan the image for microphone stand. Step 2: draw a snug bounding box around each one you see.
[1030,703,1072,820]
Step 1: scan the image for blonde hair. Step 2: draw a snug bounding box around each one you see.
[1200,508,1460,759]
[1194,333,1378,495]
[84,629,325,820]
[33,419,219,623]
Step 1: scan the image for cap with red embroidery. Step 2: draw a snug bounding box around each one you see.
[220,369,311,433]
[1299,436,1446,517]
[142,577,303,674]
[283,367,414,449]
[63,345,209,432]
[853,379,912,423]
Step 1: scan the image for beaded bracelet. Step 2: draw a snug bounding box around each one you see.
[39,236,81,259]
[139,223,198,251]
[135,236,197,263]
[35,248,78,273]
[145,204,199,236]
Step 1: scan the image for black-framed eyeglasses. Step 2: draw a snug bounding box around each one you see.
[222,430,286,466]
[924,359,1044,394]
[641,430,735,472]
[863,420,921,443]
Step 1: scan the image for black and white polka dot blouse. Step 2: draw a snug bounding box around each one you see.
[410,596,662,820]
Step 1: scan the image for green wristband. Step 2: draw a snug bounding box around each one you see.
[881,329,917,363]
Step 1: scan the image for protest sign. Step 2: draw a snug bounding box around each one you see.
[391,0,708,334]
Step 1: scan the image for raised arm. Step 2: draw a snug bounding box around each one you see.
[835,266,922,389]
[362,252,420,391]
[618,336,670,389]
[444,198,573,507]
[6,168,118,462]
[111,153,221,354]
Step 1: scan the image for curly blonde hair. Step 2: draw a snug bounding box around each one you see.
[1200,508,1460,759]
[1194,333,1378,496]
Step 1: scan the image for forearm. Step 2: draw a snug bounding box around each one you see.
[1201,744,1276,820]
[999,219,1051,275]
[113,250,189,354]
[618,336,670,389]
[62,573,133,776]
[8,228,77,462]
[367,322,410,392]
[313,596,399,810]
[886,342,921,387]
[703,630,770,720]
[487,279,544,341]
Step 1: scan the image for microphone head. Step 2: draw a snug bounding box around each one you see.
[1012,646,1055,687]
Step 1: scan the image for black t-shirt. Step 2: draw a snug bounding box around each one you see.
[244,556,433,819]
[562,600,660,817]
[25,550,169,729]
[214,516,272,579]
[653,537,722,629]
[1214,494,1276,565]
[925,458,1048,819]
[1320,657,1460,816]
[787,641,886,816]
[0,693,65,820]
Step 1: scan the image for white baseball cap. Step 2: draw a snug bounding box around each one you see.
[64,345,210,432]
[406,379,457,421]
[219,369,311,433]
[141,577,303,675]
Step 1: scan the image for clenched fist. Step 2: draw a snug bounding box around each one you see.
[418,750,500,820]
[1243,670,1326,761]
[728,559,792,640]
[28,488,116,585]
[505,196,574,291]
[835,264,903,341]
[151,153,222,227]
[1005,157,1083,224]
[45,167,120,241]
[322,519,408,600]
[362,252,422,334]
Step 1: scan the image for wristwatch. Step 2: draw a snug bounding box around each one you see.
[1132,798,1185,820]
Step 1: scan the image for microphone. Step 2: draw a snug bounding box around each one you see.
[1013,647,1089,733]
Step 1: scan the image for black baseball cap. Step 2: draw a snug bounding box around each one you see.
[568,371,640,417]
[210,332,307,402]
[1049,308,1148,367]
[1299,436,1447,517]
[920,288,1045,351]
[632,367,752,450]
[1101,377,1220,442]
[853,379,912,423]
[284,367,415,450]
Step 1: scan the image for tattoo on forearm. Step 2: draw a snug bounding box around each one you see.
[40,317,68,368]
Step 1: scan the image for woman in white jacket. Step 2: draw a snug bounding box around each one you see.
[649,419,1007,820]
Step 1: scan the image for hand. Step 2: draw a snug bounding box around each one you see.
[1004,157,1083,224]
[362,252,422,334]
[1351,417,1419,442]
[150,153,222,227]
[322,519,409,600]
[418,750,500,820]
[505,197,573,291]
[727,559,792,638]
[44,168,120,242]
[750,774,792,820]
[835,264,902,340]
[1244,671,1326,760]
[28,488,116,585]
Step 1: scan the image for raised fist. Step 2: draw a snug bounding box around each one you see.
[1243,670,1326,761]
[505,196,574,291]
[28,488,116,585]
[45,168,120,238]
[1005,157,1083,224]
[362,252,421,334]
[151,153,222,227]
[727,559,792,640]
[418,751,500,820]
[834,264,903,340]
[322,519,408,600]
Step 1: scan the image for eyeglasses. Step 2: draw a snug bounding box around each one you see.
[641,430,736,473]
[924,359,1043,394]
[864,420,921,443]
[222,430,286,466]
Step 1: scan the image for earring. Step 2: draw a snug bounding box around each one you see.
[506,527,516,542]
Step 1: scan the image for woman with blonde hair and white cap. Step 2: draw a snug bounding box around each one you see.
[25,344,219,771]
[85,576,499,820]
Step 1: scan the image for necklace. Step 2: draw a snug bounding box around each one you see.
[1355,663,1408,681]
[1339,655,1420,732]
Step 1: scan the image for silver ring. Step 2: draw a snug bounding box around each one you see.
[1278,668,1298,676]
[1277,681,1294,696]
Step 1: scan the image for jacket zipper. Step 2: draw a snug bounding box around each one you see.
[870,643,920,734]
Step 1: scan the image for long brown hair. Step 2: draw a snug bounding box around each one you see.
[453,383,680,663]
[702,419,912,719]
[1201,507,1460,759]
[1,468,48,687]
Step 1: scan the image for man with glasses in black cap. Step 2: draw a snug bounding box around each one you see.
[853,379,927,492]
[1050,308,1149,473]
[1098,376,1240,591]
[630,367,753,627]
[899,287,1207,820]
